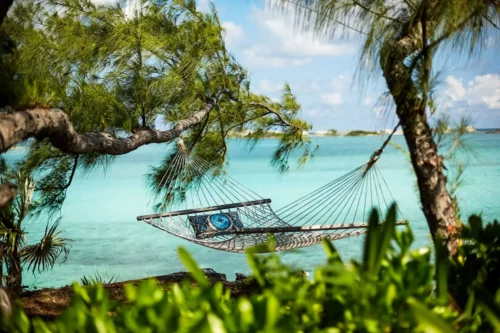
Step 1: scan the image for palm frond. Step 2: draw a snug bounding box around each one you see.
[21,217,72,274]
[80,272,117,286]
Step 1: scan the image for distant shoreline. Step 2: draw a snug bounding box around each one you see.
[228,127,500,139]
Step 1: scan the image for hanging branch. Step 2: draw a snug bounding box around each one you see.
[249,102,303,132]
[0,100,217,155]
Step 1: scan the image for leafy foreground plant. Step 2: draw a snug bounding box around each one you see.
[2,205,500,332]
[0,159,71,298]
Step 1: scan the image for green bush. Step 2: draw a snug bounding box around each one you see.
[345,130,380,136]
[2,205,500,332]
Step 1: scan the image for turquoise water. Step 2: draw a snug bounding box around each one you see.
[4,134,500,288]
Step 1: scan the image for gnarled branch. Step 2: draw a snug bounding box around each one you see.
[0,100,216,155]
[0,100,216,208]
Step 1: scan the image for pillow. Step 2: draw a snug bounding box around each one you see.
[188,211,243,239]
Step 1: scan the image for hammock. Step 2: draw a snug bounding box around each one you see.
[137,128,406,253]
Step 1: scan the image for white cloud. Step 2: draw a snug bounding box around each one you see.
[255,16,355,58]
[444,74,500,109]
[444,76,466,102]
[307,108,326,117]
[197,0,211,12]
[241,2,355,69]
[305,108,334,118]
[321,92,343,105]
[330,74,351,91]
[256,79,283,94]
[363,97,373,106]
[242,47,312,68]
[221,22,244,47]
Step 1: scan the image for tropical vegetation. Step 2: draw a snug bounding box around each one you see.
[345,130,380,136]
[0,0,498,331]
[0,160,71,297]
[276,0,499,254]
[0,0,312,211]
[1,206,500,332]
[0,0,311,295]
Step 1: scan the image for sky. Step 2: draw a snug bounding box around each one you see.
[113,0,500,131]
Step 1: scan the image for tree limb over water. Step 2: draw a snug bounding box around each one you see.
[0,101,215,155]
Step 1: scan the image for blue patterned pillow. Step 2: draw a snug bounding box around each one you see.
[188,211,243,238]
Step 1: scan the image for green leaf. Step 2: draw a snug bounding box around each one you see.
[178,247,209,287]
[407,298,455,333]
[264,292,280,329]
[475,286,500,330]
[433,239,449,304]
[373,203,396,274]
[246,252,266,286]
[363,208,380,274]
[207,313,227,333]
[322,238,343,264]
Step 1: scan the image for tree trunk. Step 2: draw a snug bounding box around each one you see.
[0,183,17,208]
[5,242,22,298]
[397,104,458,253]
[381,32,458,254]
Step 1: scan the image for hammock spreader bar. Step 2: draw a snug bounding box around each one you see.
[197,220,408,237]
[137,199,272,220]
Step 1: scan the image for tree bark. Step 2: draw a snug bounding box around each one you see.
[381,26,458,254]
[5,241,21,298]
[0,100,216,207]
[0,100,216,155]
[0,183,17,207]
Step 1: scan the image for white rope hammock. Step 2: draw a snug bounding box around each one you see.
[137,129,406,253]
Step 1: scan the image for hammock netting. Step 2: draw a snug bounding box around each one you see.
[137,139,406,253]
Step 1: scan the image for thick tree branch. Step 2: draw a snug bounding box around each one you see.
[0,101,215,208]
[0,183,17,208]
[0,100,216,155]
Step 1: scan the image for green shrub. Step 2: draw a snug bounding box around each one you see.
[80,272,117,286]
[1,205,500,332]
[345,130,380,136]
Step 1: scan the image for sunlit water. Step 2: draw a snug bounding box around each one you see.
[4,133,500,289]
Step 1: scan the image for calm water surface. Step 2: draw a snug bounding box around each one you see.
[5,134,500,288]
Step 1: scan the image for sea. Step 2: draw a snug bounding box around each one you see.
[3,133,500,289]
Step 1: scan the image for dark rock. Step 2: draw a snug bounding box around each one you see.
[155,269,226,284]
[201,268,227,282]
[235,273,248,281]
[293,270,310,278]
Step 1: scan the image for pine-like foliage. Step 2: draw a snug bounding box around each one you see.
[0,0,313,212]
